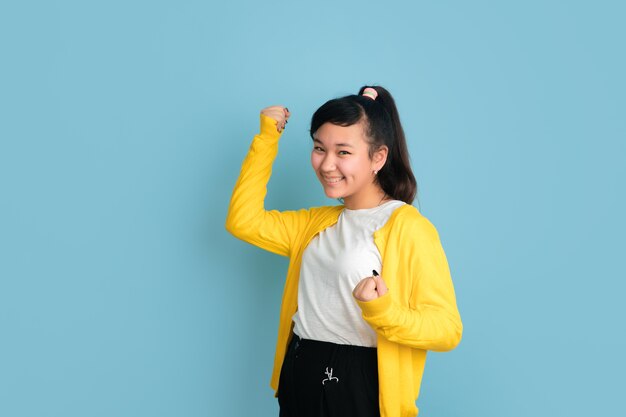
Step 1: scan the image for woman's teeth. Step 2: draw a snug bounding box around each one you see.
[325,177,344,184]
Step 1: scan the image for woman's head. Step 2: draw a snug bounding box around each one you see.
[310,85,417,206]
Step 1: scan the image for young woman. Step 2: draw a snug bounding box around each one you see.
[225,86,463,417]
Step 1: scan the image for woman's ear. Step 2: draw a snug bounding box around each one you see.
[372,145,389,171]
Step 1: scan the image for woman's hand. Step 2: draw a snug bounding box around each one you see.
[353,272,388,302]
[261,105,291,133]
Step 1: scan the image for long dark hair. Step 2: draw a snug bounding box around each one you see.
[310,85,417,204]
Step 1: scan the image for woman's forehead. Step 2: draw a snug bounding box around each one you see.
[312,122,368,146]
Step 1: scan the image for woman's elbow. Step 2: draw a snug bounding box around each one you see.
[225,210,246,238]
[448,322,463,350]
[433,319,463,352]
[225,215,237,236]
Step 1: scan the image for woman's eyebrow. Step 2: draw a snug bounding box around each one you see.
[312,138,354,147]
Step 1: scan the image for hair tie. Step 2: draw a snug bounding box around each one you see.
[362,87,378,100]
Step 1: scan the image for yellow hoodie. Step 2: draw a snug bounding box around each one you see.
[225,114,463,417]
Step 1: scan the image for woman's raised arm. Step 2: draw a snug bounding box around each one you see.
[225,107,310,257]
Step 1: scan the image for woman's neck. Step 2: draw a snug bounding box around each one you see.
[343,187,390,210]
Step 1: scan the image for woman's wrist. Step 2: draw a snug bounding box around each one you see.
[259,113,283,139]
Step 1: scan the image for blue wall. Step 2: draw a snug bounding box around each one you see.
[1,1,624,416]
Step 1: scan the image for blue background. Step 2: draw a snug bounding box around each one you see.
[1,1,624,416]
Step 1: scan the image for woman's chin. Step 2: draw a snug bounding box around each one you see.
[323,188,343,200]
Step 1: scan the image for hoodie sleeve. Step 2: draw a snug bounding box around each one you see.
[225,113,310,257]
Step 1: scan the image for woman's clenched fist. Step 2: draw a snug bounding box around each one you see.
[353,272,388,302]
[261,106,291,133]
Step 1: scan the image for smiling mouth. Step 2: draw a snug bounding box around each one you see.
[323,176,344,184]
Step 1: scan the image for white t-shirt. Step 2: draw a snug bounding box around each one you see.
[292,199,405,347]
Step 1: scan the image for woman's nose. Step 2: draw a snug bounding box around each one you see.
[320,155,336,172]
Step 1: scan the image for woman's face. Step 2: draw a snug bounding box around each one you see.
[311,121,387,209]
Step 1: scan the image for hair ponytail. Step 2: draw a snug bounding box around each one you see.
[310,85,417,204]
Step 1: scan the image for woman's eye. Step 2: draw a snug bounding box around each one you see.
[313,146,324,152]
[338,150,351,155]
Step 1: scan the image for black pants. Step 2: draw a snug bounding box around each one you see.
[277,334,380,417]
